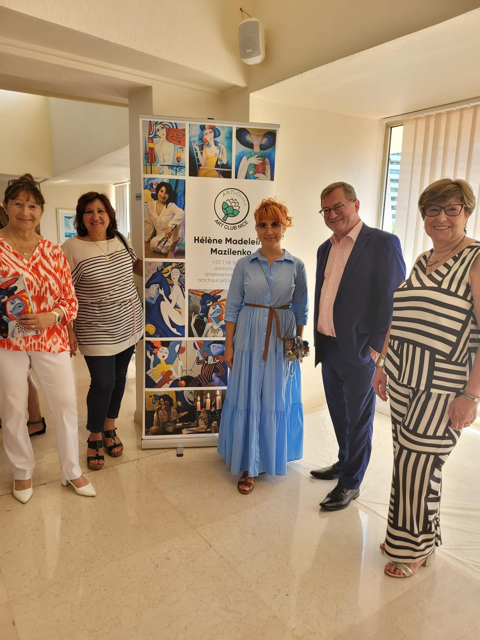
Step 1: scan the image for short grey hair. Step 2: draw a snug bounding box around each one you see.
[321,181,357,202]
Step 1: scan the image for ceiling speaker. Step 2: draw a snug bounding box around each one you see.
[238,18,265,65]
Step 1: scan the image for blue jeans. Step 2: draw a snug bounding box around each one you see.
[83,345,135,433]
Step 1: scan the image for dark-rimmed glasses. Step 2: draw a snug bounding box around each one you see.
[7,178,41,190]
[423,203,465,217]
[319,200,355,217]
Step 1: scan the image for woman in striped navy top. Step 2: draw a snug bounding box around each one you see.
[373,178,480,578]
[62,192,143,471]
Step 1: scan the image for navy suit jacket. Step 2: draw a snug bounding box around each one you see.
[314,223,406,368]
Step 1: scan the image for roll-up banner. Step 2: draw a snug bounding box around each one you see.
[140,116,279,448]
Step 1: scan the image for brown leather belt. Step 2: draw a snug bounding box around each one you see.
[245,303,290,361]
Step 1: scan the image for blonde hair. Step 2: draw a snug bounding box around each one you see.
[254,198,292,227]
[321,181,357,202]
[418,178,476,218]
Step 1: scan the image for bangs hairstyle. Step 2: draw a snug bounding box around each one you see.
[320,181,357,202]
[75,192,118,239]
[4,173,45,208]
[254,198,293,227]
[418,178,476,219]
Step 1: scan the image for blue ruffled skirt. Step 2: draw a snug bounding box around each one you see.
[217,306,303,476]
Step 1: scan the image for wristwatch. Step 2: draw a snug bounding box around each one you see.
[51,311,62,325]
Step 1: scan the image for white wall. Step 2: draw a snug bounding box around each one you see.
[250,96,384,409]
[0,90,52,178]
[49,99,128,176]
[40,183,114,244]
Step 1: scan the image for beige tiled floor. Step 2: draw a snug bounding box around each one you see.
[0,355,479,639]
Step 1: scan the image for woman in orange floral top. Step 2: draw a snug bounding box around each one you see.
[0,174,95,503]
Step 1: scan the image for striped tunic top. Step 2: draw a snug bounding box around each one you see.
[385,242,480,393]
[0,238,77,353]
[62,236,143,356]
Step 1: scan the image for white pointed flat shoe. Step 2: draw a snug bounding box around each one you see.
[13,481,33,504]
[61,477,96,497]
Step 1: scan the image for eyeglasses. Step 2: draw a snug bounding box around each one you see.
[319,200,355,217]
[256,221,282,230]
[423,203,465,217]
[7,178,41,190]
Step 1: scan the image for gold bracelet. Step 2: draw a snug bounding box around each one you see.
[376,355,387,369]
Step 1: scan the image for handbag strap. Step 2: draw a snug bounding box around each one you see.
[115,232,134,261]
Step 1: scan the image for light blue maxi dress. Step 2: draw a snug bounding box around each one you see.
[217,249,308,476]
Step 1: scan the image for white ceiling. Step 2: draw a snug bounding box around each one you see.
[0,7,237,105]
[254,9,480,120]
[44,146,130,185]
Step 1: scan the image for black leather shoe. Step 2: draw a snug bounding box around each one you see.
[310,462,341,480]
[320,484,360,510]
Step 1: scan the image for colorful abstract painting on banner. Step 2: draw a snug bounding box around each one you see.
[140,115,279,447]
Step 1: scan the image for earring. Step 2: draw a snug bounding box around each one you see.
[81,222,86,230]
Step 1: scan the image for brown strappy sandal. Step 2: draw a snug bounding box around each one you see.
[237,471,255,495]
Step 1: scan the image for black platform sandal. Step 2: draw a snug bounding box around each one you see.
[87,436,105,470]
[28,417,47,437]
[103,429,123,458]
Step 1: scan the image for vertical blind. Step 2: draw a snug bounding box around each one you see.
[114,182,131,239]
[395,105,480,269]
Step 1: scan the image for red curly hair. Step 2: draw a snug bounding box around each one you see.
[254,198,292,227]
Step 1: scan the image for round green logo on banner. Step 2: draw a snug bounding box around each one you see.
[214,188,250,229]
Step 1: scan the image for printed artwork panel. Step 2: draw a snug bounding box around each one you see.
[186,340,227,387]
[187,288,227,338]
[143,177,186,260]
[145,340,187,388]
[145,389,225,436]
[234,127,277,181]
[188,124,233,178]
[145,262,186,338]
[142,120,186,176]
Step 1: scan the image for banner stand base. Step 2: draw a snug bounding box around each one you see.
[141,435,219,450]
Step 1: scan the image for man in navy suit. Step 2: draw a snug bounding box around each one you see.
[312,182,405,510]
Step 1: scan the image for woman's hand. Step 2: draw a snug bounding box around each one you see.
[164,226,172,239]
[448,395,478,430]
[67,325,78,356]
[372,367,389,401]
[17,313,56,332]
[225,344,234,370]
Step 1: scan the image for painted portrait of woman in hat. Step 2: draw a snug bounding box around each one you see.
[235,127,277,181]
[189,124,232,178]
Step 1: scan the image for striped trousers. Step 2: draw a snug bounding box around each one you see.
[384,378,461,563]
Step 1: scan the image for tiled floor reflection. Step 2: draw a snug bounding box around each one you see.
[0,355,479,639]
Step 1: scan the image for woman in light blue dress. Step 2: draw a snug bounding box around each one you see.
[217,198,308,493]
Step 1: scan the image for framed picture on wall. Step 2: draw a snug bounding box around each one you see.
[57,209,76,243]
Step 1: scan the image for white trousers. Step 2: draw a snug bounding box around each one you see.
[0,350,82,481]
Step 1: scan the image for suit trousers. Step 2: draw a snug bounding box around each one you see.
[321,339,376,489]
[0,349,82,481]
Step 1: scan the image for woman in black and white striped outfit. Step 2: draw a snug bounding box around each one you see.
[62,192,143,470]
[373,178,480,578]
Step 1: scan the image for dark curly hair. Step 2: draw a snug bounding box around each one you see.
[75,192,118,239]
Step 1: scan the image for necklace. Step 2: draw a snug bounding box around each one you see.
[5,233,38,258]
[426,234,466,268]
[92,239,110,259]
